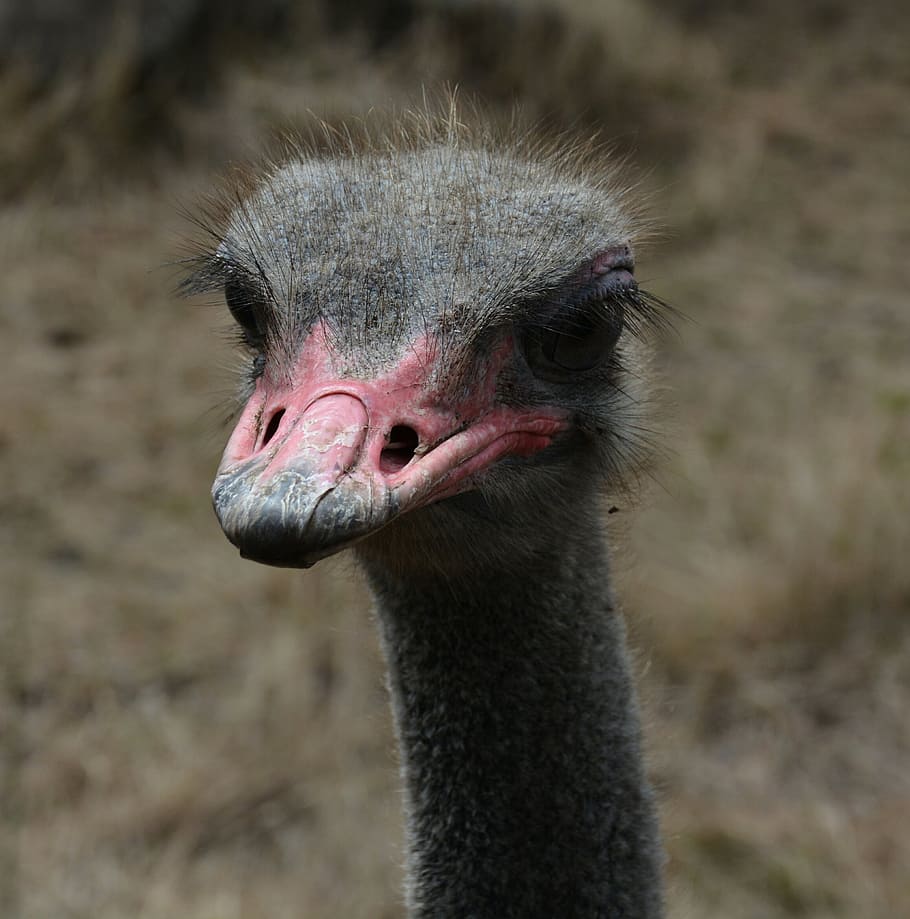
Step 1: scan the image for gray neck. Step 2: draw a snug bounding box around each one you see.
[362,519,664,919]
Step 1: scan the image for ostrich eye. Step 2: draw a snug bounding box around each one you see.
[225,278,265,341]
[531,299,624,374]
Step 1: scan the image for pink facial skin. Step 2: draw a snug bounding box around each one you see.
[213,321,568,564]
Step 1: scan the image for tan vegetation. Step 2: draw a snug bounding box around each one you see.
[2,1,908,916]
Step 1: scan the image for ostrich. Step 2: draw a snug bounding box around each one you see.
[186,109,668,918]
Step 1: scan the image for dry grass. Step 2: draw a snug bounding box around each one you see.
[2,1,908,916]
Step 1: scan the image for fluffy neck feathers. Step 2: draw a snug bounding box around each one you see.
[361,520,664,918]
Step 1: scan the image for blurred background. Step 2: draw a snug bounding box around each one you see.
[2,1,908,916]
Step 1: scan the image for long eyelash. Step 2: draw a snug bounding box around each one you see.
[519,285,623,342]
[623,286,679,338]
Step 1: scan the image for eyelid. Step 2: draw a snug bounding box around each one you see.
[543,290,624,335]
[225,279,267,342]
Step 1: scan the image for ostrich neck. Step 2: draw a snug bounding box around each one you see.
[362,524,664,919]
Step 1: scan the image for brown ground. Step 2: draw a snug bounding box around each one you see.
[2,2,909,917]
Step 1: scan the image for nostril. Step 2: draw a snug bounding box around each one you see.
[261,408,286,448]
[380,425,419,474]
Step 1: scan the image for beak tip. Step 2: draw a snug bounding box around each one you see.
[211,463,397,569]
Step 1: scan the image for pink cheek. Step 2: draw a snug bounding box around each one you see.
[509,432,556,457]
[220,322,536,483]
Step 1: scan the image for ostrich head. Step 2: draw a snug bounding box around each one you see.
[187,117,665,578]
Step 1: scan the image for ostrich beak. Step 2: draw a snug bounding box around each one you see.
[211,333,566,568]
